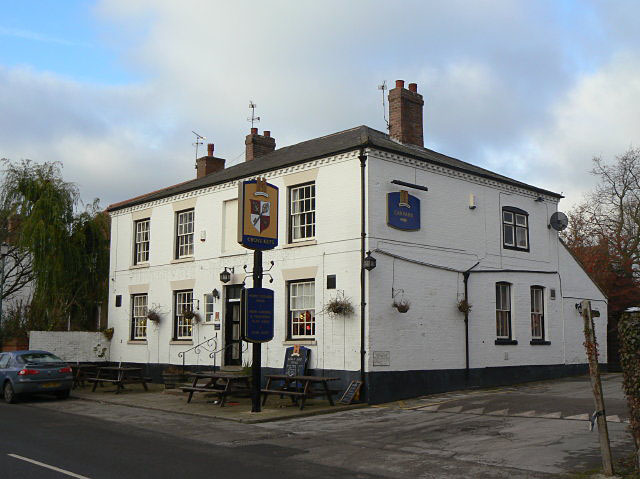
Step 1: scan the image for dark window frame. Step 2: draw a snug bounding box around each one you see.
[502,206,530,252]
[287,181,316,244]
[495,281,516,344]
[286,278,316,340]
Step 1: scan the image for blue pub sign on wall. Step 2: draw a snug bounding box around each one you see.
[387,190,420,230]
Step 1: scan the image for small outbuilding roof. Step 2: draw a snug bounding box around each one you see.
[107,125,562,212]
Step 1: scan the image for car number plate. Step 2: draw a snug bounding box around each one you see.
[41,382,61,388]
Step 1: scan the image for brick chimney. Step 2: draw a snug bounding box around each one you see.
[245,128,276,162]
[388,80,424,147]
[196,143,225,179]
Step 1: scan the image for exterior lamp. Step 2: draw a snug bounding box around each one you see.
[219,267,234,284]
[363,251,377,271]
[212,288,220,300]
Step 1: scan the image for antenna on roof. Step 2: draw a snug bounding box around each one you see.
[192,130,206,169]
[248,101,260,129]
[378,81,389,131]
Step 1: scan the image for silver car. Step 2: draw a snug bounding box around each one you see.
[0,350,73,403]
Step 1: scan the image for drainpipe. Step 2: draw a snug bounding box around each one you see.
[463,261,480,379]
[359,149,367,401]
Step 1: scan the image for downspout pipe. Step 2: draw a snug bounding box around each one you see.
[463,261,480,379]
[359,149,367,401]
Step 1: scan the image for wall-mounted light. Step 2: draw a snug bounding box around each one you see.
[363,251,377,271]
[212,288,220,300]
[220,267,234,284]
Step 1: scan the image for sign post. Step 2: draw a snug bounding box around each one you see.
[238,178,278,413]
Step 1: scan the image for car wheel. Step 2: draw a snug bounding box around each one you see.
[55,389,71,400]
[3,382,17,404]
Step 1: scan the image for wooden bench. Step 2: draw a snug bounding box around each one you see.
[89,367,149,394]
[261,375,339,410]
[181,373,250,407]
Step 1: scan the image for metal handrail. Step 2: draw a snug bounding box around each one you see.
[177,337,249,372]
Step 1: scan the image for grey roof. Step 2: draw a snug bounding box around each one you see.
[107,125,562,211]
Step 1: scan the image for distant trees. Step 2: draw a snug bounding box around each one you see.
[0,160,109,335]
[562,148,640,317]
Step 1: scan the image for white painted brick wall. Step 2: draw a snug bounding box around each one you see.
[29,331,110,363]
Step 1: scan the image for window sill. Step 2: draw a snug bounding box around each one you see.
[170,340,193,345]
[171,257,194,264]
[530,339,551,345]
[130,263,149,270]
[282,340,317,346]
[494,339,518,345]
[127,340,148,345]
[502,245,530,253]
[282,239,317,249]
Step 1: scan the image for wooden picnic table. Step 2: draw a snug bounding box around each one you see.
[261,374,339,410]
[181,372,251,407]
[71,364,99,389]
[88,366,149,394]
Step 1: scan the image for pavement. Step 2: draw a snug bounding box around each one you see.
[1,373,636,478]
[70,381,366,423]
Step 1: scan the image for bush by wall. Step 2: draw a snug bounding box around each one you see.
[619,310,640,471]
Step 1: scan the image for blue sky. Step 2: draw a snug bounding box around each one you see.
[1,0,639,209]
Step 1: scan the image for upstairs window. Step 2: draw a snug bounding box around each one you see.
[531,286,544,340]
[176,209,194,258]
[496,282,512,340]
[502,207,529,251]
[289,183,316,242]
[131,294,148,340]
[134,219,150,264]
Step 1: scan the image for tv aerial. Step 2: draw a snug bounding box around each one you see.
[549,211,569,231]
[192,131,206,169]
[378,80,389,130]
[248,101,260,128]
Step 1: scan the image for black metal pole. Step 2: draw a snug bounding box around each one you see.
[251,249,263,412]
[359,151,367,402]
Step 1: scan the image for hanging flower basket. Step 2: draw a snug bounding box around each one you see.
[182,309,199,322]
[102,328,114,341]
[457,299,472,314]
[147,308,161,323]
[323,292,355,317]
[393,299,410,313]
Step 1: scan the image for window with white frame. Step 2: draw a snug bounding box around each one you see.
[288,280,315,338]
[531,286,544,339]
[204,293,214,322]
[176,209,194,258]
[289,183,315,242]
[174,290,193,339]
[131,294,148,340]
[502,207,529,251]
[134,219,150,264]
[496,282,512,339]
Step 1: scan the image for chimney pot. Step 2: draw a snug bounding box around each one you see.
[388,79,424,147]
[245,129,276,162]
[207,143,214,156]
[251,127,258,135]
[263,130,270,138]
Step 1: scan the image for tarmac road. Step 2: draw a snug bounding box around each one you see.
[0,402,381,479]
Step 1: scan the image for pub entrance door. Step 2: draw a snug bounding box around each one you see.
[224,285,243,366]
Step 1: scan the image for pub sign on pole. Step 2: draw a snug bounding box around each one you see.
[387,190,420,231]
[237,178,279,250]
[242,288,275,343]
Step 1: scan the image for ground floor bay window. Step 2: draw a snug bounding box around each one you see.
[288,280,315,339]
[174,290,193,340]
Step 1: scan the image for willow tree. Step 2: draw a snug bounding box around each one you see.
[1,160,109,330]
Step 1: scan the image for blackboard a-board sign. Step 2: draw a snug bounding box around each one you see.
[284,346,310,377]
[338,380,363,405]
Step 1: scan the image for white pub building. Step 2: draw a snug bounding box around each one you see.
[107,80,606,403]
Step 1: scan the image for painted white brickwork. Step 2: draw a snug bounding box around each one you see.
[29,331,110,363]
[107,146,606,380]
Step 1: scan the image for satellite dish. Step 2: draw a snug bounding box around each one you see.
[549,212,568,231]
